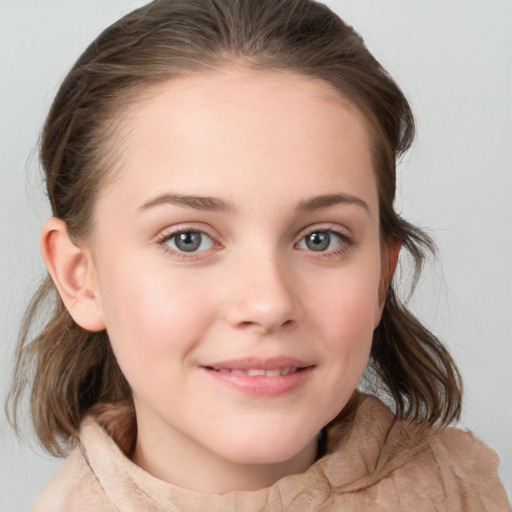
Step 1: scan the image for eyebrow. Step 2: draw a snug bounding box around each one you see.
[139,193,237,213]
[296,193,370,214]
[139,192,369,215]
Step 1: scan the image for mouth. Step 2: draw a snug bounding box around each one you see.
[202,356,313,374]
[205,366,307,377]
[200,357,314,396]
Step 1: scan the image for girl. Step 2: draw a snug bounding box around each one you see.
[6,0,509,510]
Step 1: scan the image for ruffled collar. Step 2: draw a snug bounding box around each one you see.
[76,393,433,511]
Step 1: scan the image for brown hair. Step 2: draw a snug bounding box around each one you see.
[8,0,462,456]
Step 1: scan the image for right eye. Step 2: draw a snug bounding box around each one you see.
[296,230,349,252]
[161,230,215,253]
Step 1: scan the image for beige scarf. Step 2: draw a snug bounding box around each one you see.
[31,394,510,511]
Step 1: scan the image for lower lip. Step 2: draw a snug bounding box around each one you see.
[201,367,314,397]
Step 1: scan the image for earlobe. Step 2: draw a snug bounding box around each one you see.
[40,217,106,332]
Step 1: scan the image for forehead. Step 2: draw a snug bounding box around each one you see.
[97,67,377,214]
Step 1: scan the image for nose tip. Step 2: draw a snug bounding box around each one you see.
[224,259,300,334]
[234,314,297,334]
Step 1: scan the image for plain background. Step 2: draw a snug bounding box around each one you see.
[1,0,510,509]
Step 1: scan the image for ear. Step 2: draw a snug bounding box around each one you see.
[379,241,401,307]
[40,217,106,331]
[374,241,401,327]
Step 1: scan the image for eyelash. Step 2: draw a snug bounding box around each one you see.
[295,225,354,260]
[155,224,354,261]
[156,226,220,261]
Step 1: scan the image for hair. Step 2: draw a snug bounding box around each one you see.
[8,0,462,457]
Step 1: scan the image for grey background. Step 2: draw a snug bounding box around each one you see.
[1,0,511,509]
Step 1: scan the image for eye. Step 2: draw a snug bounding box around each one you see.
[163,230,214,253]
[297,230,347,252]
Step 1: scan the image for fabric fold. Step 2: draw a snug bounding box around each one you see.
[31,393,510,512]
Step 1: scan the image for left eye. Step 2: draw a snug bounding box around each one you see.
[297,230,345,252]
[164,231,214,253]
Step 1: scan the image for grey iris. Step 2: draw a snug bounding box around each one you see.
[175,232,202,252]
[306,232,330,251]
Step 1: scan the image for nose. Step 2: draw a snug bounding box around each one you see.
[224,251,301,334]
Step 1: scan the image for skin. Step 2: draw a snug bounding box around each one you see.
[42,67,397,494]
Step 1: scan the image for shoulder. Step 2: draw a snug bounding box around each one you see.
[29,443,114,512]
[374,410,510,510]
[430,426,500,476]
[29,402,148,512]
[424,426,509,508]
[322,395,510,511]
[30,403,136,512]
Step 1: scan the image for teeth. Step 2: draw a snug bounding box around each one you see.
[247,369,266,376]
[216,367,299,376]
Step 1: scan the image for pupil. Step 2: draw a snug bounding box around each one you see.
[307,232,330,251]
[176,232,201,252]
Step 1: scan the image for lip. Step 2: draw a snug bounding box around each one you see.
[200,356,315,397]
[205,356,312,371]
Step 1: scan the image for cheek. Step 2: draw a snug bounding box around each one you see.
[311,265,382,340]
[96,262,217,376]
[308,262,381,380]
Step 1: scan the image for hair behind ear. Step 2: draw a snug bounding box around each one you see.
[7,277,131,456]
[10,217,128,456]
[368,289,463,426]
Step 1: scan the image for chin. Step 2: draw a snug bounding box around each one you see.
[216,427,317,466]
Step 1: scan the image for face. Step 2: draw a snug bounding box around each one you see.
[87,68,387,489]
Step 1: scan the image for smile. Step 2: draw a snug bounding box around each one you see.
[214,367,299,377]
[201,357,314,397]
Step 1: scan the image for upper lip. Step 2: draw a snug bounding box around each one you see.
[202,356,314,371]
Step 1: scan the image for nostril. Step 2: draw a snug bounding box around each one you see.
[234,318,295,332]
[238,321,255,329]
